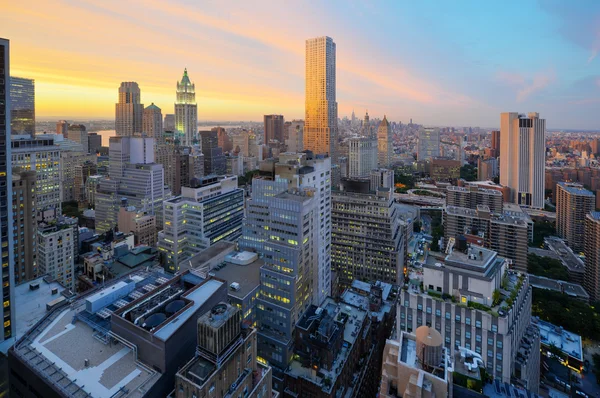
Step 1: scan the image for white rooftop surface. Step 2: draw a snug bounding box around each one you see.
[86,280,131,303]
[226,251,258,265]
[402,334,417,368]
[537,320,583,360]
[351,280,371,293]
[28,307,159,397]
[153,279,223,340]
[0,277,65,354]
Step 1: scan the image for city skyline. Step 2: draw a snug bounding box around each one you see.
[3,1,600,129]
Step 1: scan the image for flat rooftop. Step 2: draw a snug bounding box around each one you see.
[209,258,263,299]
[534,318,583,360]
[528,275,589,300]
[188,241,236,270]
[0,276,70,354]
[557,182,594,196]
[545,237,585,271]
[482,379,542,398]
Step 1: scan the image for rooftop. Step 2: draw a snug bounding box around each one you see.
[482,379,542,398]
[209,257,263,299]
[533,317,583,360]
[545,237,584,271]
[528,275,589,300]
[557,182,594,196]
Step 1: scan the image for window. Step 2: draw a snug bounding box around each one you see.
[436,309,441,316]
[428,284,434,290]
[497,341,503,349]
[488,349,493,357]
[417,303,423,311]
[496,353,502,360]
[491,324,498,333]
[488,338,493,346]
[400,312,405,319]
[476,334,482,342]
[465,331,471,339]
[407,314,412,321]
[465,317,471,325]
[455,314,461,322]
[445,312,451,320]
[475,320,482,328]
[445,336,451,343]
[426,306,432,314]
[465,343,471,350]
[475,346,482,354]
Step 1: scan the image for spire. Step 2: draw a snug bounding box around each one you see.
[180,68,192,86]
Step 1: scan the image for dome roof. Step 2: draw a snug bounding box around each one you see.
[145,102,161,111]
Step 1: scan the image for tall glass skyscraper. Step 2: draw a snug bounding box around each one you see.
[304,36,337,160]
[10,76,35,136]
[0,37,16,344]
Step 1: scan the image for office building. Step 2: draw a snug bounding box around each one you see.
[348,137,377,178]
[399,244,540,391]
[284,296,371,397]
[115,81,143,137]
[73,160,97,204]
[556,182,594,252]
[56,120,68,136]
[158,175,244,272]
[370,168,394,192]
[118,205,157,247]
[143,102,163,142]
[174,303,272,398]
[87,132,102,154]
[84,174,102,208]
[155,143,201,196]
[491,130,500,157]
[175,68,197,146]
[430,157,461,181]
[500,112,546,209]
[285,120,304,153]
[11,137,61,219]
[332,178,404,287]
[12,169,37,284]
[200,130,226,175]
[264,114,284,147]
[444,205,531,272]
[584,212,600,302]
[363,110,372,138]
[37,217,78,290]
[446,185,504,214]
[10,76,35,136]
[0,38,14,345]
[164,113,175,132]
[305,36,337,159]
[58,139,96,202]
[214,126,233,152]
[241,152,332,305]
[417,128,440,161]
[226,155,244,176]
[378,115,393,167]
[9,269,230,397]
[66,124,88,152]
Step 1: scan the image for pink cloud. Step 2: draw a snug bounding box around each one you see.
[497,70,555,102]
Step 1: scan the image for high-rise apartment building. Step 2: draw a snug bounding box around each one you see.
[556,182,594,252]
[305,36,337,159]
[332,179,404,287]
[264,114,284,146]
[66,124,88,153]
[10,76,35,136]
[214,126,233,152]
[37,217,78,290]
[500,112,546,209]
[285,120,304,153]
[240,152,332,304]
[417,128,440,161]
[348,137,377,178]
[142,102,163,142]
[175,68,197,146]
[158,175,244,272]
[584,212,600,302]
[399,244,540,391]
[11,137,61,219]
[378,115,393,167]
[200,130,226,175]
[12,169,37,284]
[446,185,504,214]
[115,82,143,137]
[0,38,14,343]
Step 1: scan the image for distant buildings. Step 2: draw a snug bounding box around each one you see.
[370,168,394,192]
[305,36,337,159]
[430,156,461,181]
[142,102,163,142]
[164,113,175,132]
[285,120,304,153]
[175,68,197,146]
[66,124,88,153]
[56,120,68,136]
[158,175,244,272]
[491,129,500,157]
[377,115,393,167]
[115,81,143,137]
[155,143,203,196]
[363,110,372,138]
[264,114,284,147]
[12,169,37,284]
[500,112,545,209]
[348,137,377,178]
[9,76,35,136]
[87,132,102,154]
[556,182,594,252]
[584,212,600,302]
[417,128,440,161]
[200,130,226,175]
[214,126,233,152]
[118,205,157,247]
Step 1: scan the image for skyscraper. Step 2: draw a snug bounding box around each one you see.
[87,132,102,154]
[500,112,546,209]
[556,182,594,252]
[377,115,393,167]
[56,120,68,136]
[175,68,197,146]
[304,36,337,159]
[264,114,284,146]
[11,169,36,284]
[0,37,15,344]
[491,130,500,157]
[142,102,163,142]
[115,82,143,137]
[199,130,226,175]
[67,124,88,153]
[214,126,233,152]
[585,213,600,302]
[348,137,377,178]
[417,128,440,161]
[164,114,175,132]
[362,110,372,138]
[10,76,35,136]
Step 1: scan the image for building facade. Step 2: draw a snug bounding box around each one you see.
[417,128,440,161]
[115,81,143,137]
[264,114,284,147]
[200,130,226,175]
[66,124,88,153]
[37,217,78,290]
[377,115,393,167]
[285,120,304,153]
[348,137,377,178]
[304,36,337,159]
[12,169,37,284]
[175,69,197,146]
[143,103,163,143]
[584,212,600,302]
[556,182,594,252]
[500,112,546,209]
[446,185,504,214]
[9,76,35,136]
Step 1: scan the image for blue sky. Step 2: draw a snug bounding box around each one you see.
[4,0,600,128]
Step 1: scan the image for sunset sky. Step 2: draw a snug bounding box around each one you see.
[3,0,600,128]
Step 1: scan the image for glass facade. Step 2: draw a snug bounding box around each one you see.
[10,76,35,136]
